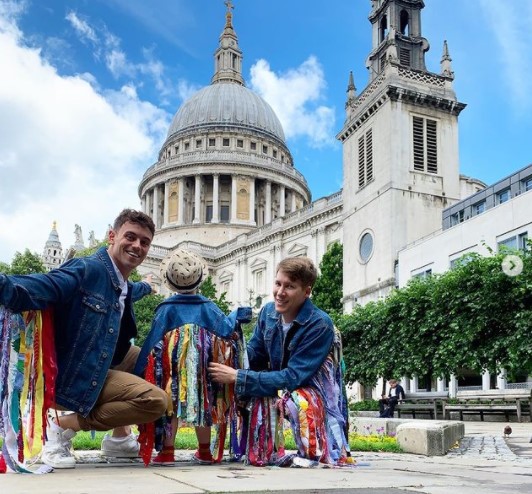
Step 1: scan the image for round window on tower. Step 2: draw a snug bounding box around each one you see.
[359,231,374,263]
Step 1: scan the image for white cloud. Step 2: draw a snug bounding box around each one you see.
[0,12,170,263]
[249,56,336,148]
[66,11,99,45]
[479,1,532,112]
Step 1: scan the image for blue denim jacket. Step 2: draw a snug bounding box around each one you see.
[0,247,151,416]
[134,294,252,375]
[235,298,335,398]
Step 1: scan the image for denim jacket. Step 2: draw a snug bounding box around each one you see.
[235,298,335,398]
[0,247,151,416]
[134,294,252,375]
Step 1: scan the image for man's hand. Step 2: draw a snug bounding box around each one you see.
[209,362,238,384]
[143,274,158,294]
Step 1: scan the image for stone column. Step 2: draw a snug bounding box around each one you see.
[265,181,272,224]
[193,175,201,224]
[410,376,419,393]
[212,173,220,223]
[249,177,256,225]
[482,370,491,390]
[436,377,446,393]
[231,175,238,222]
[291,191,297,212]
[279,184,286,217]
[497,369,507,390]
[448,374,458,398]
[141,196,146,214]
[162,181,169,227]
[153,186,160,228]
[178,178,184,225]
[401,377,410,392]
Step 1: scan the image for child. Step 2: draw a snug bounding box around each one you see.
[134,249,250,465]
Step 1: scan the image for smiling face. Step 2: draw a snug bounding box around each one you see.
[273,269,311,324]
[107,221,153,279]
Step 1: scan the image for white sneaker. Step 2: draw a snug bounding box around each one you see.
[41,422,77,469]
[101,433,139,458]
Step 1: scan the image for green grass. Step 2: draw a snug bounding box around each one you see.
[2,426,401,455]
[71,426,400,454]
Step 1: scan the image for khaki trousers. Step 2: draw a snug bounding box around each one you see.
[57,346,168,431]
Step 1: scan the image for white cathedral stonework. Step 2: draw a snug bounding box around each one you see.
[43,0,532,394]
[137,0,495,309]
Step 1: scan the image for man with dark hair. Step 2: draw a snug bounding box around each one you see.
[0,209,167,469]
[209,256,351,466]
[379,379,406,417]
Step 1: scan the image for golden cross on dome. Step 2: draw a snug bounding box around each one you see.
[224,0,234,12]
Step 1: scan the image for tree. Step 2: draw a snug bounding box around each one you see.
[9,249,45,274]
[338,247,532,387]
[200,276,231,315]
[0,261,11,274]
[312,242,343,321]
[134,293,165,346]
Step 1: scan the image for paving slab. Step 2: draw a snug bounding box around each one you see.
[1,420,530,494]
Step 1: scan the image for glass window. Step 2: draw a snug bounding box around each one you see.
[359,232,374,263]
[205,205,213,223]
[209,138,216,147]
[524,177,532,192]
[223,138,230,147]
[262,145,268,154]
[250,142,257,151]
[498,189,510,204]
[475,201,486,215]
[237,139,243,148]
[220,205,230,222]
[184,142,190,150]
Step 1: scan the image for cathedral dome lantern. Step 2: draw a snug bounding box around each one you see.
[139,1,311,254]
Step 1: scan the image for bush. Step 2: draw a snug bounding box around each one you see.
[349,399,379,412]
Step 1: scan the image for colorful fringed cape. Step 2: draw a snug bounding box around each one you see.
[138,324,247,466]
[245,327,353,467]
[0,306,57,473]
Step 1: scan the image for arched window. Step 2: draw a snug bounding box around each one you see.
[380,15,388,42]
[400,10,409,35]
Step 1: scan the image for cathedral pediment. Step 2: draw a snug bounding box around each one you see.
[287,243,308,257]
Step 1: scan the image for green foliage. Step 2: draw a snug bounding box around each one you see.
[339,248,532,385]
[312,242,343,321]
[9,249,46,274]
[73,241,108,258]
[0,261,11,274]
[348,399,379,412]
[134,293,165,346]
[199,276,231,315]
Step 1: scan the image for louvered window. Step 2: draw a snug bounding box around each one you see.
[400,48,410,67]
[413,116,438,174]
[358,128,374,188]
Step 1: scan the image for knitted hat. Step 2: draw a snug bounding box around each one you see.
[161,249,205,293]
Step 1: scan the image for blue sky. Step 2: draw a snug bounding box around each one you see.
[0,0,531,263]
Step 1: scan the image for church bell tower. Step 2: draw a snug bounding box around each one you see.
[339,0,466,310]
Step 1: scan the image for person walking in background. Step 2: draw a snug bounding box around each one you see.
[0,209,168,469]
[209,257,351,467]
[134,249,251,466]
[379,378,406,418]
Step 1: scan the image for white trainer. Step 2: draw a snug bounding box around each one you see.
[101,433,140,458]
[41,422,77,469]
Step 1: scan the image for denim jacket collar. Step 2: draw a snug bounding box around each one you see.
[266,297,314,327]
[94,247,122,291]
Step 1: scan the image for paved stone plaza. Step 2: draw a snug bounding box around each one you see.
[2,422,531,494]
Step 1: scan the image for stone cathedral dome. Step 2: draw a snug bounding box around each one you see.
[138,3,311,256]
[167,82,286,143]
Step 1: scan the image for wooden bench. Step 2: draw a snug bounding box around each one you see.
[443,389,532,423]
[395,392,448,419]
